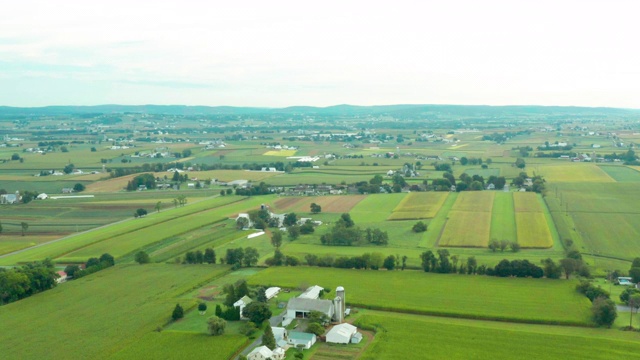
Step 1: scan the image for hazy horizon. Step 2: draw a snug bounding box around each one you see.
[2,1,639,109]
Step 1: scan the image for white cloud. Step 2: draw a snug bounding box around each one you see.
[1,0,639,107]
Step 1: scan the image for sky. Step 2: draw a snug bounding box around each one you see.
[1,0,639,108]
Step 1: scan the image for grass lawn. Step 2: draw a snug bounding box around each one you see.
[248,267,591,325]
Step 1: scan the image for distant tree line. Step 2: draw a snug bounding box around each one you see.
[320,214,389,246]
[66,253,115,280]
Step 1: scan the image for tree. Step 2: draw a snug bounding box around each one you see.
[306,322,325,336]
[383,255,396,270]
[242,302,272,324]
[236,217,249,230]
[20,222,28,236]
[287,225,300,240]
[135,208,147,218]
[412,221,427,233]
[542,258,562,279]
[629,294,640,328]
[300,220,315,235]
[591,296,616,327]
[499,240,509,252]
[64,264,81,278]
[73,183,85,192]
[338,213,355,228]
[198,302,208,315]
[619,287,640,305]
[630,267,640,283]
[401,255,408,270]
[283,213,298,226]
[135,251,150,264]
[488,239,499,252]
[172,303,184,321]
[243,247,260,267]
[207,316,226,336]
[257,287,267,303]
[310,203,322,214]
[271,230,283,248]
[261,323,276,350]
[99,253,115,266]
[155,201,162,213]
[510,242,521,252]
[204,248,216,264]
[560,258,578,279]
[515,157,526,169]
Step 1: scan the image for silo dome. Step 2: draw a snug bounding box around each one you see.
[336,286,345,292]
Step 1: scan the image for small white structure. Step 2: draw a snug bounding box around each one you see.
[1,192,20,204]
[326,323,360,344]
[247,345,285,360]
[247,231,265,239]
[233,295,253,317]
[36,193,48,200]
[56,271,68,284]
[272,326,288,348]
[265,287,281,300]
[288,331,316,350]
[299,285,324,299]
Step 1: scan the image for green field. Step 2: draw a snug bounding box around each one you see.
[248,267,591,325]
[513,193,554,248]
[356,312,640,360]
[598,165,640,182]
[349,193,407,223]
[0,264,234,360]
[490,192,516,241]
[538,164,615,183]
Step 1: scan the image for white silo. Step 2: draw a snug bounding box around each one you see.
[333,296,344,323]
[336,286,345,320]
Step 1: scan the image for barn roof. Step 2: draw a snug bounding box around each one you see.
[287,298,333,314]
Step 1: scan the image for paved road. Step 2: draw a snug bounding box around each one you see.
[236,309,286,359]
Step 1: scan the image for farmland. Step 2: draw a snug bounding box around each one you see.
[0,264,232,360]
[388,192,448,220]
[3,105,640,359]
[248,267,591,325]
[356,312,640,360]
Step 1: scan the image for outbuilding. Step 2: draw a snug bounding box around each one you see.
[326,323,360,344]
[288,331,316,350]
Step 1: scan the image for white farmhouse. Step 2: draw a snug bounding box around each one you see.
[233,295,253,317]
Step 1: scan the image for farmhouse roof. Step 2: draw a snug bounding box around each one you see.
[299,285,324,299]
[288,331,316,343]
[287,298,333,313]
[248,345,273,358]
[234,295,253,307]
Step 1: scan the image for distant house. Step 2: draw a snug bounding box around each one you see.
[227,179,249,188]
[386,170,395,176]
[0,192,20,204]
[36,193,48,200]
[56,271,68,284]
[234,295,253,317]
[486,183,495,190]
[326,323,362,344]
[288,331,316,350]
[61,188,74,194]
[137,185,147,191]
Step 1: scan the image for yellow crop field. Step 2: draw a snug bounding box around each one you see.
[388,192,448,220]
[263,150,297,156]
[516,212,553,248]
[439,211,492,247]
[452,191,495,212]
[513,192,542,212]
[537,164,615,183]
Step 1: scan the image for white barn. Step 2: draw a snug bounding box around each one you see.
[233,295,253,317]
[326,323,361,344]
[265,287,281,300]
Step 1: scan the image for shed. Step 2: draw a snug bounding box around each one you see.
[326,323,358,344]
[299,285,324,299]
[265,287,281,300]
[36,193,48,200]
[288,331,316,350]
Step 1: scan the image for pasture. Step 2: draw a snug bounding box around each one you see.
[490,192,516,241]
[513,192,554,248]
[349,193,407,224]
[0,264,233,360]
[248,267,591,325]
